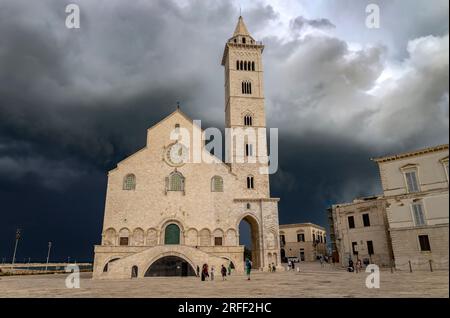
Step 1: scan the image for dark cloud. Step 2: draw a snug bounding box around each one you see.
[291,16,336,32]
[0,0,447,262]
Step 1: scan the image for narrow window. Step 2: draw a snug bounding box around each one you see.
[252,61,255,71]
[242,37,246,44]
[245,144,253,156]
[405,170,420,193]
[352,242,358,255]
[240,60,243,70]
[412,202,426,226]
[236,60,240,70]
[280,235,286,246]
[363,214,371,227]
[312,233,316,242]
[244,61,247,71]
[247,176,254,189]
[348,216,355,229]
[418,235,431,251]
[242,82,245,94]
[367,241,374,255]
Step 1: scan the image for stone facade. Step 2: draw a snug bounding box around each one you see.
[328,144,449,271]
[93,17,281,279]
[329,197,394,267]
[279,223,327,262]
[374,144,449,271]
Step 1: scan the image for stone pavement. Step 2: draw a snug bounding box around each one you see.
[0,263,448,298]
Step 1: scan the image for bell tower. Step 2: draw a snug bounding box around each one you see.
[222,16,269,197]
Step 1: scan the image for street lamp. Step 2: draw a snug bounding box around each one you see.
[11,229,21,270]
[45,242,52,271]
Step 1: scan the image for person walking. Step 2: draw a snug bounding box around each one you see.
[227,263,232,276]
[221,265,227,281]
[201,264,209,281]
[210,265,215,281]
[355,259,362,273]
[245,258,252,281]
[272,263,276,272]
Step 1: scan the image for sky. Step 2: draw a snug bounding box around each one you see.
[0,0,448,262]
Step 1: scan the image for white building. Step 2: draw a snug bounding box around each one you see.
[373,144,449,270]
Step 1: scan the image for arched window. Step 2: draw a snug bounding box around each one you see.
[244,115,253,126]
[164,224,181,245]
[242,81,252,94]
[123,174,136,190]
[167,171,185,192]
[242,37,246,44]
[252,61,255,71]
[245,144,253,157]
[247,176,254,189]
[211,176,224,192]
[240,60,243,70]
[244,61,247,71]
[236,60,240,70]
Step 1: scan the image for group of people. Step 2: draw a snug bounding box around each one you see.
[267,263,277,272]
[347,259,363,273]
[197,258,254,281]
[197,263,231,281]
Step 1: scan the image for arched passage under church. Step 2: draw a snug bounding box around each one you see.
[144,256,196,277]
[238,215,261,269]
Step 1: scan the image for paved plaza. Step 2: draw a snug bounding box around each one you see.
[1,263,448,298]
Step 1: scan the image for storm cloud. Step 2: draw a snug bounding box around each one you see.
[0,0,448,262]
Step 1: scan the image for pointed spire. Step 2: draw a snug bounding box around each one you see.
[233,16,251,37]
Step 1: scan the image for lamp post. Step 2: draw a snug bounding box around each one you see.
[11,229,21,270]
[45,242,52,271]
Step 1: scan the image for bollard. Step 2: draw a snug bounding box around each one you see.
[429,260,433,272]
[408,260,412,273]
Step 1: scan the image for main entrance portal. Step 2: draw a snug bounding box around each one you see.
[239,215,261,269]
[144,256,196,277]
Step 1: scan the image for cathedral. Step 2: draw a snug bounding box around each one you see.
[93,17,281,279]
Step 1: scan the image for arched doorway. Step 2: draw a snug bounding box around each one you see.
[280,248,286,263]
[164,224,180,245]
[238,215,261,269]
[145,256,196,277]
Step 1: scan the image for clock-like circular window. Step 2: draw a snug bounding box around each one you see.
[164,143,189,167]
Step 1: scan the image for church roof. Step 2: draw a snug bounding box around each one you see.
[233,16,251,37]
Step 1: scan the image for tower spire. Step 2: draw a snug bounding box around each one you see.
[233,16,251,37]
